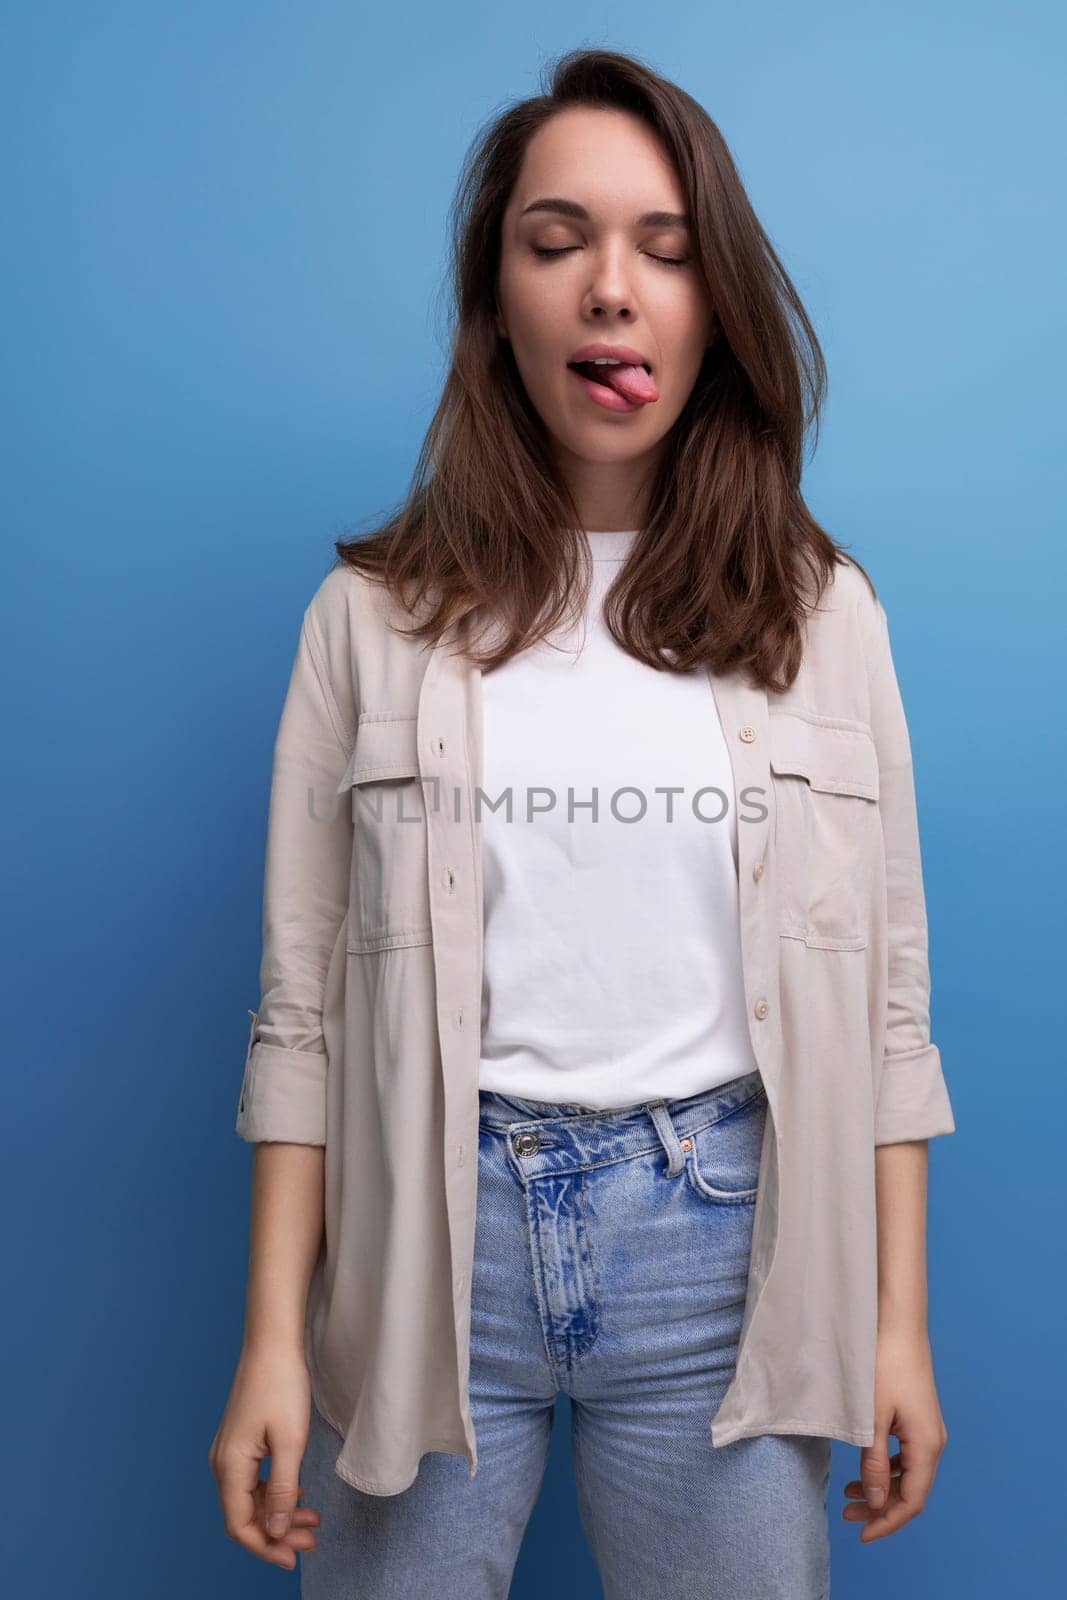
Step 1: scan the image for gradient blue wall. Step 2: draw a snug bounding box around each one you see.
[3,1,1062,1593]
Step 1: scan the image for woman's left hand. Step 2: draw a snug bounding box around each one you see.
[842,1324,949,1542]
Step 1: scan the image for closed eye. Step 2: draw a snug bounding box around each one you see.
[530,245,690,269]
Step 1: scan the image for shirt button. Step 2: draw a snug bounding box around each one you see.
[752,861,765,881]
[753,998,769,1020]
[739,724,757,743]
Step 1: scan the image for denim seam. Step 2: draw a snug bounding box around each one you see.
[570,1167,603,1363]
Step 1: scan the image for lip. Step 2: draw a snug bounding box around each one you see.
[567,342,652,373]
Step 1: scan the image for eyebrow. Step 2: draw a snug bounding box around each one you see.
[519,197,691,229]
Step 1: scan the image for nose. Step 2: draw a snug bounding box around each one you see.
[584,248,637,321]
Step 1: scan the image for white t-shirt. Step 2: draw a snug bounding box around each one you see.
[478,528,759,1108]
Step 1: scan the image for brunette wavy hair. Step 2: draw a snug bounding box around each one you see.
[334,46,874,693]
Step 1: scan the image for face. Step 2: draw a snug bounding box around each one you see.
[495,106,716,529]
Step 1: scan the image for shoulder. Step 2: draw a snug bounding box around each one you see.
[297,558,434,737]
[803,552,888,666]
[809,552,881,621]
[770,552,890,722]
[293,563,389,750]
[304,560,381,635]
[301,559,417,655]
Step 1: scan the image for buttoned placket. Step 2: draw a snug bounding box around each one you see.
[414,633,784,1468]
[414,621,488,1465]
[708,680,781,1147]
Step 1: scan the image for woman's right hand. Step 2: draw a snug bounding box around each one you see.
[208,1343,322,1571]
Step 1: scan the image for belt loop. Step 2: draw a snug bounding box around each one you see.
[647,1098,686,1178]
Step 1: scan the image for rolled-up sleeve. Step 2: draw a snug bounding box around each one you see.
[235,598,354,1145]
[864,595,956,1145]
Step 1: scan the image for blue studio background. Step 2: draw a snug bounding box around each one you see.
[3,2,1063,1594]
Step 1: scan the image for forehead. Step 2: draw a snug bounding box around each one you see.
[507,107,685,222]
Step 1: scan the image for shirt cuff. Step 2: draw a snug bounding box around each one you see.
[874,1042,956,1145]
[235,1011,327,1145]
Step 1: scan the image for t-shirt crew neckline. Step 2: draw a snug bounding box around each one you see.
[578,528,641,561]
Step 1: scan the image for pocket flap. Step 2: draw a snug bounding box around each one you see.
[768,713,879,801]
[336,717,421,792]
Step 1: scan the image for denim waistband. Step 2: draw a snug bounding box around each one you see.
[477,1068,766,1178]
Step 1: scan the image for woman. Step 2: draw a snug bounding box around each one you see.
[209,47,954,1598]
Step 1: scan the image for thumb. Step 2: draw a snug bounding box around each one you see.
[264,1438,304,1539]
[860,1424,892,1510]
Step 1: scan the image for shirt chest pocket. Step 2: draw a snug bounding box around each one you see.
[336,716,433,953]
[768,713,880,951]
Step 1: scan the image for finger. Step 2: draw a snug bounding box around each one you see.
[219,1448,302,1570]
[896,1436,939,1518]
[860,1486,920,1543]
[249,1486,320,1561]
[842,1454,909,1533]
[858,1423,894,1512]
[217,1444,265,1549]
[842,1479,902,1522]
[253,1483,321,1531]
[262,1428,308,1541]
[842,1451,902,1498]
[857,1443,937,1544]
[846,1479,911,1533]
[860,1508,903,1540]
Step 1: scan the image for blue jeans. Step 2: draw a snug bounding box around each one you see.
[300,1068,831,1598]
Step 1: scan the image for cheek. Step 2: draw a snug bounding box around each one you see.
[655,289,714,373]
[507,302,571,397]
[509,336,560,403]
[501,260,564,335]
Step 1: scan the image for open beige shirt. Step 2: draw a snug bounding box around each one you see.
[234,555,956,1496]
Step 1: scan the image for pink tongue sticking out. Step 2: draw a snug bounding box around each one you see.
[601,363,659,403]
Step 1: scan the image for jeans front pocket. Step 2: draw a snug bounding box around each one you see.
[336,716,433,953]
[682,1086,767,1205]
